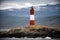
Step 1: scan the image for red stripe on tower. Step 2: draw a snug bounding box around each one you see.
[30,7,35,25]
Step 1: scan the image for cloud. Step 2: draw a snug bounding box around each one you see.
[0,0,60,10]
[34,6,41,11]
[0,2,47,10]
[48,2,59,5]
[0,2,32,10]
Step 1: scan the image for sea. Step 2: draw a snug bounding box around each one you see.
[0,37,57,40]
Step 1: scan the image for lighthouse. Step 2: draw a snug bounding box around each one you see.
[30,7,35,26]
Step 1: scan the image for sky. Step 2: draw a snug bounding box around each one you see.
[0,0,60,17]
[0,0,60,10]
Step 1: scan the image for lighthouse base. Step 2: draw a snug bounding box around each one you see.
[30,20,35,26]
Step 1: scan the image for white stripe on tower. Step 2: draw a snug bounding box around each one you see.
[30,15,34,20]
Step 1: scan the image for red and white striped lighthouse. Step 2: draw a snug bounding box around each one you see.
[30,7,35,26]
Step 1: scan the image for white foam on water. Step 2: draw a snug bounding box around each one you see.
[0,37,52,40]
[44,37,51,39]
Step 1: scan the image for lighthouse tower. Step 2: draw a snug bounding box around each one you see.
[30,7,35,26]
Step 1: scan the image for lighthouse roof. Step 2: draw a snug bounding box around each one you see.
[31,6,34,10]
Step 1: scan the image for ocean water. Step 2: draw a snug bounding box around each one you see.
[0,37,55,40]
[0,15,60,29]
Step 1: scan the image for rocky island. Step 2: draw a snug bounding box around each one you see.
[0,25,60,39]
